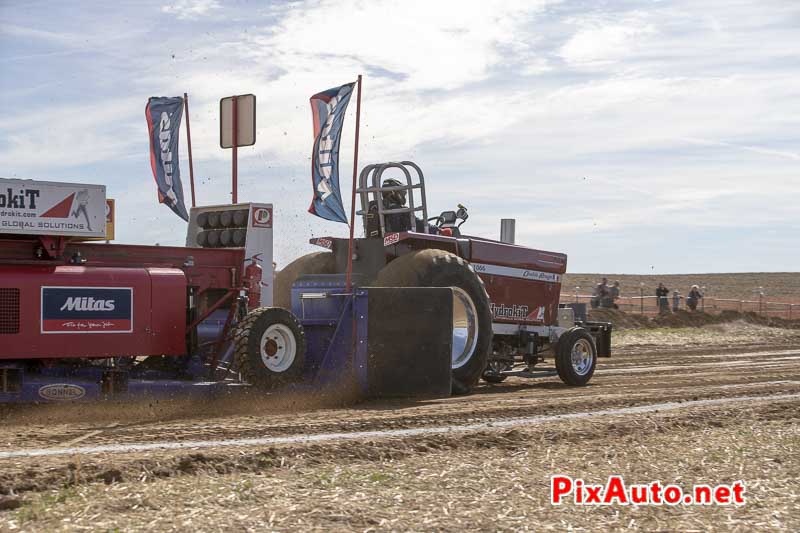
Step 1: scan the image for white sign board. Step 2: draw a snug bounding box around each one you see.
[220,94,256,148]
[0,178,106,238]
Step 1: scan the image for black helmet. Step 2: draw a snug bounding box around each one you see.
[381,178,406,206]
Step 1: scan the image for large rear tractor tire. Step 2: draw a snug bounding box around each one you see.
[273,252,337,309]
[234,307,306,390]
[373,250,492,395]
[555,327,597,386]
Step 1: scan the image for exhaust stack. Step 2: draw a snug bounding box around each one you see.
[500,219,516,244]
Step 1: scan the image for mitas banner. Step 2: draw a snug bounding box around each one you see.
[308,82,355,224]
[145,96,189,221]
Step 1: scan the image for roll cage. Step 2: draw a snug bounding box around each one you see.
[356,161,430,237]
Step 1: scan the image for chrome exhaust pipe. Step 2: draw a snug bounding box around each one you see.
[500,219,516,244]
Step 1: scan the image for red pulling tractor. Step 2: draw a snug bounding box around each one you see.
[278,161,612,394]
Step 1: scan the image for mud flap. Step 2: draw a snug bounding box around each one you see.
[366,287,453,398]
[584,322,613,357]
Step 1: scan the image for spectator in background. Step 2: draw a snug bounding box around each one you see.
[656,283,670,313]
[687,285,704,311]
[592,278,610,309]
[672,290,681,312]
[606,281,621,309]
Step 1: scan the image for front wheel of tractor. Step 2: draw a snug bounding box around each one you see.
[554,327,597,386]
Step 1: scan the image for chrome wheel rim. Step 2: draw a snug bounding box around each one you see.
[260,324,297,372]
[452,287,479,369]
[571,338,594,376]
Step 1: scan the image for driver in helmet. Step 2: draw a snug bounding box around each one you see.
[367,178,439,237]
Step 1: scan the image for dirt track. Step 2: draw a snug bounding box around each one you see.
[1,325,798,530]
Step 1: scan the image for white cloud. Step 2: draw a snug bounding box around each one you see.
[162,0,221,20]
[119,0,559,166]
[255,0,554,91]
[0,98,143,170]
[681,138,800,161]
[0,23,82,46]
[559,12,656,67]
[1,0,799,272]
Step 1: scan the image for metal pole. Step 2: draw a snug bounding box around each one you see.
[232,95,238,204]
[183,92,197,208]
[640,286,644,314]
[345,75,362,292]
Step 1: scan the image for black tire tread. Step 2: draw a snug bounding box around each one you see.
[233,307,306,389]
[373,249,492,395]
[555,327,597,386]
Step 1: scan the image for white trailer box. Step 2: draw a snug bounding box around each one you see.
[0,178,106,238]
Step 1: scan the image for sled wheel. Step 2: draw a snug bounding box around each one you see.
[234,307,306,390]
[374,249,492,395]
[555,327,597,386]
[273,252,337,309]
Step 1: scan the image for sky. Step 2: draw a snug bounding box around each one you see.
[1,0,798,274]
